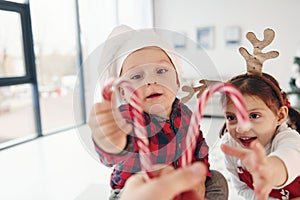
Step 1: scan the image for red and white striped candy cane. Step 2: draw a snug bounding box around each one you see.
[102,78,153,174]
[181,82,251,166]
[102,80,250,176]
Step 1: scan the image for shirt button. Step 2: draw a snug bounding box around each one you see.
[178,143,181,148]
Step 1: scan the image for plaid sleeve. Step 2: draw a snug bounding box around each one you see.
[193,130,211,177]
[93,135,134,167]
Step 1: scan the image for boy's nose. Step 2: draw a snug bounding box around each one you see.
[147,81,157,86]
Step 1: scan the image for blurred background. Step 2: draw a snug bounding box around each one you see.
[1,0,300,199]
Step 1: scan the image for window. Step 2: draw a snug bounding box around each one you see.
[0,0,85,149]
[0,0,154,149]
[30,0,85,133]
[0,1,41,149]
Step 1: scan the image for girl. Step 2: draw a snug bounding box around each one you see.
[220,73,300,200]
[220,28,300,200]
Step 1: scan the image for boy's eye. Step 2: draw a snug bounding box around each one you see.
[156,68,168,74]
[249,113,260,119]
[130,74,143,80]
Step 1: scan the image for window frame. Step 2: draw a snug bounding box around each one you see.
[0,1,36,86]
[0,1,42,148]
[0,1,86,149]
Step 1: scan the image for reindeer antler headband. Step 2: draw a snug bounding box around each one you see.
[181,28,281,103]
[240,28,279,75]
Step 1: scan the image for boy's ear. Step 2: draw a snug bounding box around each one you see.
[277,106,289,125]
[119,87,125,98]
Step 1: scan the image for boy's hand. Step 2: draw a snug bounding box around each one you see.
[88,91,132,154]
[221,141,287,200]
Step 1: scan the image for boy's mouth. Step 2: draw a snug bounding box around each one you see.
[146,93,162,99]
[238,136,257,147]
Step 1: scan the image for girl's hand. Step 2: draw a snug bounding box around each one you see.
[221,141,285,200]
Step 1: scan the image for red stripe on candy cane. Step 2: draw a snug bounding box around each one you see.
[181,82,250,166]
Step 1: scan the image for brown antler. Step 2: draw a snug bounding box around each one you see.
[181,79,221,103]
[239,28,279,75]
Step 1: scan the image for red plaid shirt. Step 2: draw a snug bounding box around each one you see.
[94,98,210,189]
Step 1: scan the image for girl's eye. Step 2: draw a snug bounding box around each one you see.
[249,113,260,119]
[226,115,236,122]
[130,74,143,80]
[156,68,168,74]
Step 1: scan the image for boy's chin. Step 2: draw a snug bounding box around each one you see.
[147,104,170,118]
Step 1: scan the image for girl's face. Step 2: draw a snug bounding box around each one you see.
[120,47,179,119]
[225,95,287,148]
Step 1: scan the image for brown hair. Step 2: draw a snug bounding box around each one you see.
[219,73,300,137]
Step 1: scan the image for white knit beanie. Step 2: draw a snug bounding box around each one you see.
[99,25,182,82]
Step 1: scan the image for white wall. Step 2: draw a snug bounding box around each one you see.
[154,0,300,90]
[80,0,154,118]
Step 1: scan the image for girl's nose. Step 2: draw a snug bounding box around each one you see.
[235,122,251,133]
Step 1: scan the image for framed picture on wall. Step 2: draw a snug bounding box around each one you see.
[173,32,186,49]
[197,26,214,49]
[224,26,241,46]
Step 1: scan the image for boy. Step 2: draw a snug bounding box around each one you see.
[88,25,228,200]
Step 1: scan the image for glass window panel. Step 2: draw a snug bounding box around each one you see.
[0,84,36,144]
[30,0,82,132]
[0,10,25,78]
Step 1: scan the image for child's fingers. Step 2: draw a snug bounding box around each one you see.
[93,100,113,113]
[153,162,207,199]
[249,142,272,200]
[179,178,206,200]
[125,173,146,186]
[121,173,146,195]
[252,173,268,194]
[121,163,207,200]
[254,183,270,200]
[148,165,174,178]
[92,95,131,135]
[249,141,267,172]
[250,141,266,160]
[220,144,248,159]
[95,89,120,111]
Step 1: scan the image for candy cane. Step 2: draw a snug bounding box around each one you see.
[181,82,251,166]
[102,78,153,174]
[102,80,250,173]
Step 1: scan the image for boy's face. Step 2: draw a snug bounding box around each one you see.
[120,47,179,118]
[225,95,283,148]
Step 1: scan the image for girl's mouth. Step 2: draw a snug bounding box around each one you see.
[239,137,257,147]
